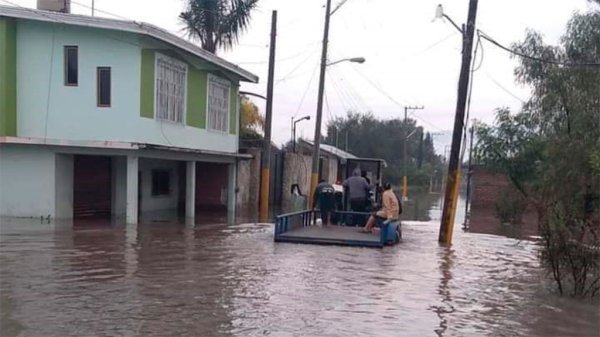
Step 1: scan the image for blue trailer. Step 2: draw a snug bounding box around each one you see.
[274,210,401,248]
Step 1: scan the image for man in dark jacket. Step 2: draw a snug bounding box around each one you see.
[312,179,336,226]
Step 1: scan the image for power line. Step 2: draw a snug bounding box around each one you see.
[334,68,372,112]
[70,0,130,20]
[327,67,369,112]
[349,64,410,107]
[346,63,444,131]
[324,91,333,129]
[237,42,319,65]
[485,71,526,103]
[275,48,319,84]
[327,73,352,113]
[478,30,600,67]
[292,63,319,119]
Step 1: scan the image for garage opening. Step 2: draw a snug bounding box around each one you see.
[195,162,228,215]
[73,155,112,218]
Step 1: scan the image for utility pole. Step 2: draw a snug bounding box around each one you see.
[309,0,332,208]
[439,0,479,244]
[402,105,424,201]
[259,10,277,221]
[345,131,349,151]
[463,124,475,228]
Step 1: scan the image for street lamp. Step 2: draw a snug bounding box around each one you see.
[326,57,366,67]
[434,4,464,35]
[308,55,366,202]
[292,115,311,153]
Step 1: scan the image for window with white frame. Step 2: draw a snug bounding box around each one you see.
[207,74,231,132]
[155,53,187,124]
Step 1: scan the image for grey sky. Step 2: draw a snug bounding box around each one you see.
[6,0,594,150]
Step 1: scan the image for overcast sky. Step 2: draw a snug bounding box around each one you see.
[5,0,594,151]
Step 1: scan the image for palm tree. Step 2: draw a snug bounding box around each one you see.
[180,0,259,54]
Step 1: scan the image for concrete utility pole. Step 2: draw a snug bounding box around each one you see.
[402,105,424,201]
[259,10,277,221]
[439,0,479,244]
[309,0,333,208]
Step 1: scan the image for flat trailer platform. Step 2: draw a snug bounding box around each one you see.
[274,210,401,248]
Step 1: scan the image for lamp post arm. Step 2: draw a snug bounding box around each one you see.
[443,14,464,35]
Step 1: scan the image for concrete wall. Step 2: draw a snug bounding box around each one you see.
[325,157,338,184]
[15,20,238,153]
[281,152,312,212]
[236,149,260,216]
[0,144,56,218]
[138,159,181,213]
[111,156,127,217]
[54,153,73,219]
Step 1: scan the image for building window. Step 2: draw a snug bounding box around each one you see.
[97,67,111,107]
[64,46,78,86]
[207,74,230,132]
[155,53,186,124]
[151,169,171,196]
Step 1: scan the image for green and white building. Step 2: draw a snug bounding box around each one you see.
[0,4,258,223]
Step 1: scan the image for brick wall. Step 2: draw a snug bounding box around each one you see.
[469,165,538,237]
[470,167,511,210]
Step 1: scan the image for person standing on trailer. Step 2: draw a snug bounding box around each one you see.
[343,169,371,224]
[312,179,336,226]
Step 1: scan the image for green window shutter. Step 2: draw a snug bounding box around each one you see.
[140,49,154,119]
[0,18,17,136]
[186,67,206,129]
[229,85,238,135]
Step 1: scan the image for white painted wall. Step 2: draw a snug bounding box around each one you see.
[111,156,127,217]
[54,153,73,219]
[138,158,181,213]
[0,145,56,218]
[16,20,238,153]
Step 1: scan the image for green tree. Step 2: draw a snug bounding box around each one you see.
[324,111,444,188]
[475,10,600,298]
[180,0,259,54]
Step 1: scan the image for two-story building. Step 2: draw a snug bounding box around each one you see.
[0,3,258,223]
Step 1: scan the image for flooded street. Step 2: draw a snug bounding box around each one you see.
[1,196,598,337]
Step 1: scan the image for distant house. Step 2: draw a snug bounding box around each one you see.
[0,3,258,222]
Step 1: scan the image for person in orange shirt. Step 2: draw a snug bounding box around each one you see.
[361,183,400,233]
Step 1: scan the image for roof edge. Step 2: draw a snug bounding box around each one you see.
[0,5,259,83]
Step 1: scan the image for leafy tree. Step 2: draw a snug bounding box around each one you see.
[180,0,258,54]
[475,10,600,298]
[239,96,264,145]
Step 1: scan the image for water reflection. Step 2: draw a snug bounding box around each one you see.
[401,191,443,221]
[430,247,456,337]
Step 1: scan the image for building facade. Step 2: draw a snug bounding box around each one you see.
[0,6,258,223]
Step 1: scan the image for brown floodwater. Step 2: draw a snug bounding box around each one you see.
[1,195,599,337]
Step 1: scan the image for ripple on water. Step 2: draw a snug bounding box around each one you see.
[0,219,598,337]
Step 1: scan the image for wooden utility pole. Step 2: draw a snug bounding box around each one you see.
[259,10,277,221]
[463,124,475,228]
[309,0,332,208]
[439,0,479,244]
[402,105,424,201]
